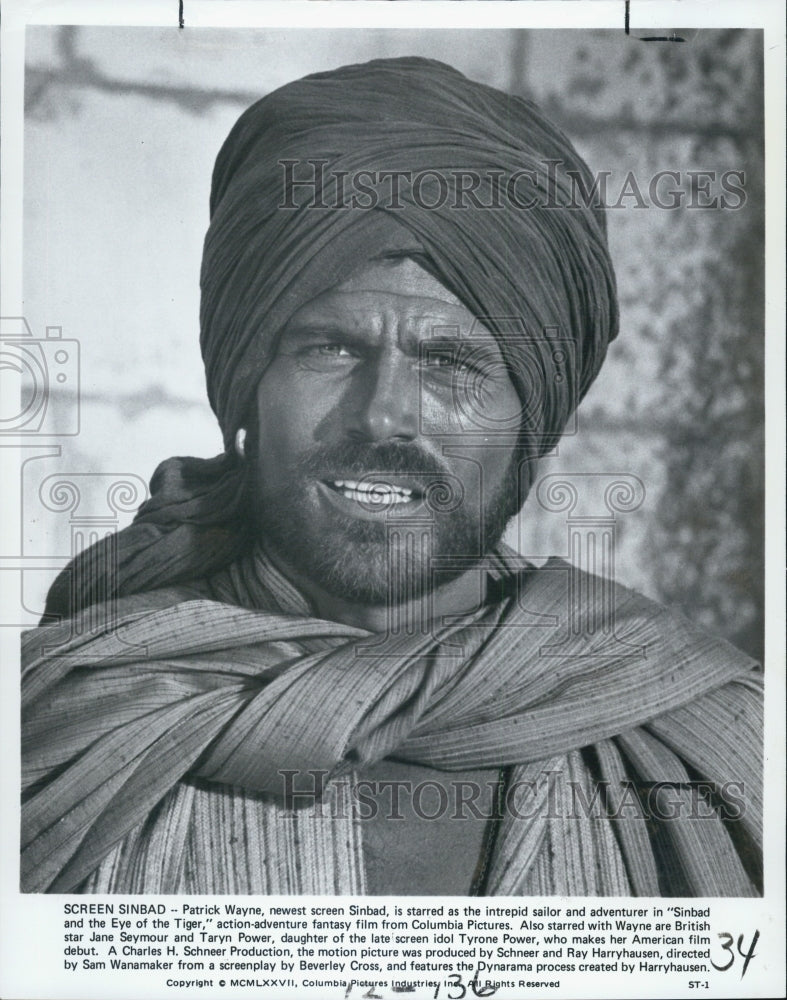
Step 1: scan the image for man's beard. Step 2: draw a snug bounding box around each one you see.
[248,440,523,606]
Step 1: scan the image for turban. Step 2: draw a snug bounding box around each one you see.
[45,56,619,616]
[203,56,618,448]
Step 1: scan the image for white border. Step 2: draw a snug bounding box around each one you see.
[1,3,784,999]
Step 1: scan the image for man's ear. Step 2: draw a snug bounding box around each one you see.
[234,393,260,457]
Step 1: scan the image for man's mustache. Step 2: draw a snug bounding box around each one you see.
[294,442,450,486]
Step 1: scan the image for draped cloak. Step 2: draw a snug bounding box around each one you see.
[23,58,762,895]
[23,545,762,895]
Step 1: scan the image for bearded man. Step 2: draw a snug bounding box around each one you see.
[22,58,762,896]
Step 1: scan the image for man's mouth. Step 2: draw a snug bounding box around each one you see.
[325,478,418,506]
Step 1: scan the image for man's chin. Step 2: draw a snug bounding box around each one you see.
[264,532,436,606]
[254,487,512,607]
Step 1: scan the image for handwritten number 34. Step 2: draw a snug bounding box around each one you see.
[710,930,759,978]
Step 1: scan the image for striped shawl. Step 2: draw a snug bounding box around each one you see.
[22,548,762,896]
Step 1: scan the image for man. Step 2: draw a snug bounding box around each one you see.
[22,57,762,896]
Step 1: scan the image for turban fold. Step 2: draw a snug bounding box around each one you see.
[46,56,619,616]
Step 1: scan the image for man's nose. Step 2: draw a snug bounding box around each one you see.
[345,352,418,442]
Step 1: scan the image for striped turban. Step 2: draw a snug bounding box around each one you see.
[45,56,619,615]
[203,55,618,452]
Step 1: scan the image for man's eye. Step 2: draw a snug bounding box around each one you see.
[290,341,360,371]
[313,343,354,357]
[422,352,477,376]
[297,343,359,364]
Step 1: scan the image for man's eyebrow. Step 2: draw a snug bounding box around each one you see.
[277,322,355,341]
[418,329,472,342]
[276,312,486,350]
[407,314,476,338]
[280,323,345,335]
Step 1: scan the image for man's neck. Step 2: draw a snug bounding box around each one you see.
[263,548,487,631]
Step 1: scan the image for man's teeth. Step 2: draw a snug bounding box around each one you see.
[332,479,414,504]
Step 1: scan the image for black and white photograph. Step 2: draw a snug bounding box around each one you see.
[1,1,784,998]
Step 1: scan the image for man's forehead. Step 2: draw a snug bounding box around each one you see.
[335,257,461,303]
[286,256,493,339]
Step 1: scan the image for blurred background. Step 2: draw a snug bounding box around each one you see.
[17,27,764,659]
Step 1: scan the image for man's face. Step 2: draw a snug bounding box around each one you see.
[250,257,523,605]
